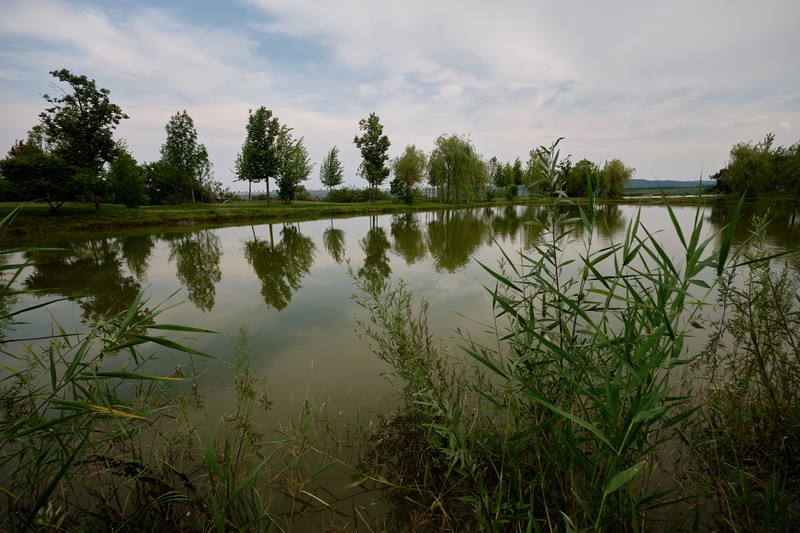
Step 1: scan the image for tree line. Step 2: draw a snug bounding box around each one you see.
[1,69,643,210]
[710,133,800,196]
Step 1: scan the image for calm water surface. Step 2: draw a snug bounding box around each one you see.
[2,202,798,525]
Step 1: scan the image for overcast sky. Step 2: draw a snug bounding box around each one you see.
[1,0,798,191]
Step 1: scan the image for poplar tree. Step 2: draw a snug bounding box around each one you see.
[353,113,390,203]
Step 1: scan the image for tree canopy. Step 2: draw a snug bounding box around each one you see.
[353,113,390,203]
[711,134,800,196]
[26,69,128,209]
[428,134,487,203]
[391,144,427,203]
[601,158,635,198]
[320,146,345,192]
[235,107,282,202]
[160,110,212,203]
[275,128,313,204]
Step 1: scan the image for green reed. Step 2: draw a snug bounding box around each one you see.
[354,140,749,531]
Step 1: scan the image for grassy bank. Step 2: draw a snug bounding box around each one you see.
[0,193,761,244]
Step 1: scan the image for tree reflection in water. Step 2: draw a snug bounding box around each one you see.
[23,238,142,323]
[244,223,316,311]
[165,230,222,312]
[322,221,346,264]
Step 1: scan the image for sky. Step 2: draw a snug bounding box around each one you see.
[1,0,799,192]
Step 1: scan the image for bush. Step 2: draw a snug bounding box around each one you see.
[325,186,389,203]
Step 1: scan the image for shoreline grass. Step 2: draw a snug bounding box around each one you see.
[0,192,772,244]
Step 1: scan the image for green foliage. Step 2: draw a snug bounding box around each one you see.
[235,106,282,202]
[712,133,800,196]
[601,157,634,197]
[428,134,487,203]
[275,130,313,204]
[690,214,800,529]
[325,186,389,203]
[567,158,601,197]
[160,110,213,204]
[355,141,746,530]
[0,140,75,209]
[141,159,188,205]
[38,69,128,208]
[391,144,428,203]
[107,144,147,208]
[353,113,391,203]
[319,145,345,192]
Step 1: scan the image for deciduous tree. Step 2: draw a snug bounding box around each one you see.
[428,134,487,203]
[601,158,634,198]
[107,144,146,208]
[38,69,128,209]
[353,113,390,203]
[391,144,427,203]
[235,107,281,202]
[160,110,212,204]
[275,128,313,204]
[320,146,345,193]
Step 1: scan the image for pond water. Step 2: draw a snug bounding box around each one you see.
[2,201,799,527]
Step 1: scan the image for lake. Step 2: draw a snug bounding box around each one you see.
[2,200,798,528]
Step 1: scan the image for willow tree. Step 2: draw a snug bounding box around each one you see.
[601,158,635,198]
[428,134,487,203]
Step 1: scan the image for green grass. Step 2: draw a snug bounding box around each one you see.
[0,191,741,244]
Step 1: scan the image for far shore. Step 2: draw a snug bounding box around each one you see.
[0,193,787,245]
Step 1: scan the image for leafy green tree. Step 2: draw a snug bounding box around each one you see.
[275,129,313,204]
[320,146,345,193]
[0,139,74,208]
[567,158,601,197]
[391,144,427,203]
[353,113,391,203]
[37,69,128,209]
[512,157,524,186]
[235,107,281,202]
[142,160,185,205]
[601,158,635,198]
[428,134,487,203]
[160,110,212,204]
[107,144,146,208]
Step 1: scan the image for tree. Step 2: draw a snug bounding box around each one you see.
[38,69,128,209]
[235,107,281,202]
[567,158,601,197]
[320,146,345,193]
[275,128,313,204]
[601,158,635,198]
[107,144,146,208]
[353,113,390,203]
[160,110,212,204]
[391,144,427,203]
[428,134,487,203]
[0,139,73,208]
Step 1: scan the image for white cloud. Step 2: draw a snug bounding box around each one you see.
[1,0,798,190]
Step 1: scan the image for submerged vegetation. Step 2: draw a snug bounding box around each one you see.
[1,137,799,530]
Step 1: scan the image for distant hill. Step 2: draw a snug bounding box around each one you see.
[625,179,712,191]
